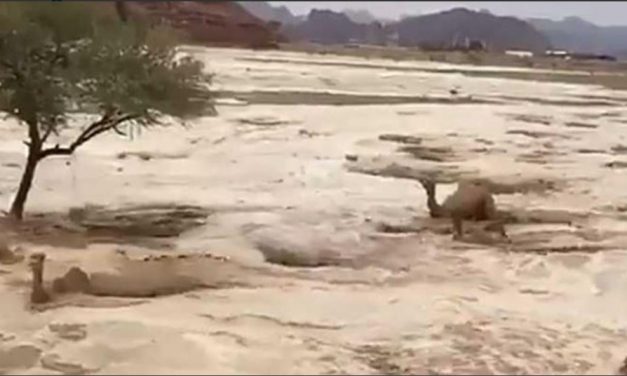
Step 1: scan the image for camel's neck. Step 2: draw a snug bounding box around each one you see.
[31,267,43,288]
[426,186,443,218]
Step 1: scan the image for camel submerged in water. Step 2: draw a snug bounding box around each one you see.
[28,253,91,305]
[418,178,507,240]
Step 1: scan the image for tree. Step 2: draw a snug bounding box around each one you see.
[115,1,129,23]
[0,2,214,220]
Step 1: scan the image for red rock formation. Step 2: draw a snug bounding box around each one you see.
[125,1,281,48]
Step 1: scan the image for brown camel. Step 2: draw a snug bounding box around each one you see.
[28,252,91,305]
[418,178,507,240]
[27,250,230,308]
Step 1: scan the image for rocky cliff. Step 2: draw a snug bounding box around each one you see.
[125,1,282,48]
[238,1,302,26]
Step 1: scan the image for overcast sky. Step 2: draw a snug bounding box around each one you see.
[269,1,627,26]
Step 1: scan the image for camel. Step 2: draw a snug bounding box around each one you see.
[418,178,507,240]
[28,252,92,305]
[27,250,232,309]
[618,356,627,375]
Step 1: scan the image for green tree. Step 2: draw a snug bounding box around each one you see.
[0,2,214,220]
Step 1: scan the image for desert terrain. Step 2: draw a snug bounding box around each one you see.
[1,46,627,374]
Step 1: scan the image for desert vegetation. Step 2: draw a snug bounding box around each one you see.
[0,2,214,220]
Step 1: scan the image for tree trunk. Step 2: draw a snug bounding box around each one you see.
[115,1,128,23]
[9,147,40,221]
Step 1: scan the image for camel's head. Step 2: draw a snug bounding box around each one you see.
[28,252,46,272]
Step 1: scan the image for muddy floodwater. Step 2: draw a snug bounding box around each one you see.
[0,46,627,374]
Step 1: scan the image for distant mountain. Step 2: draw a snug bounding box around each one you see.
[284,9,386,45]
[238,1,302,25]
[394,8,551,52]
[234,3,627,57]
[343,8,377,24]
[528,16,627,57]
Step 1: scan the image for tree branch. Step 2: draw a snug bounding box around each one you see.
[0,59,15,71]
[40,124,55,144]
[38,113,138,160]
[30,42,68,73]
[113,124,128,136]
[0,58,24,83]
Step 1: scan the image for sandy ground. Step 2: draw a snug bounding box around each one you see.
[1,46,627,374]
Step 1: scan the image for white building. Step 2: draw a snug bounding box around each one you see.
[505,50,534,58]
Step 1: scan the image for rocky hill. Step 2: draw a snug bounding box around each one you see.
[528,16,627,57]
[343,8,378,24]
[172,3,625,57]
[238,1,302,25]
[394,8,551,52]
[182,3,554,53]
[124,1,282,48]
[247,5,551,52]
[284,9,386,45]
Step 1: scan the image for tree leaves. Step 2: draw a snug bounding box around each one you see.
[0,1,214,138]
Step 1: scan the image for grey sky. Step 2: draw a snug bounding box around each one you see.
[269,2,627,26]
